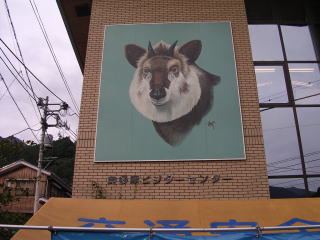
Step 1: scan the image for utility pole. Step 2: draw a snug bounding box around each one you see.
[33,96,69,214]
[33,97,48,214]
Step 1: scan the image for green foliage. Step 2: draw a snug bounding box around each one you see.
[0,137,75,239]
[49,137,75,158]
[0,137,76,185]
[0,139,25,167]
[0,184,14,206]
[92,181,106,199]
[44,137,76,185]
[0,184,31,240]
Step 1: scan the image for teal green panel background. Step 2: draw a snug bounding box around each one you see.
[95,22,245,162]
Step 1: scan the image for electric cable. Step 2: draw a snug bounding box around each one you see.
[66,129,77,140]
[7,123,41,137]
[0,38,65,103]
[268,165,319,175]
[292,179,319,187]
[68,128,78,138]
[268,157,320,173]
[3,0,38,105]
[259,79,320,103]
[271,178,320,192]
[0,39,79,117]
[68,132,76,142]
[0,54,37,102]
[260,90,320,112]
[0,73,39,142]
[58,125,76,142]
[28,0,80,114]
[267,150,320,166]
[271,178,304,187]
[0,47,38,97]
[0,47,41,118]
[2,0,40,119]
[264,123,320,132]
[2,0,19,62]
[3,0,36,97]
[295,92,320,102]
[0,75,16,101]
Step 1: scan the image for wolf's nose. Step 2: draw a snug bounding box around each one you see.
[150,88,166,100]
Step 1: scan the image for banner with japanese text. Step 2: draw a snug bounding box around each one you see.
[13,198,320,240]
[52,232,320,240]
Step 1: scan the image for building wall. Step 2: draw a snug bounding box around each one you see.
[73,0,270,199]
[0,167,46,213]
[0,166,70,213]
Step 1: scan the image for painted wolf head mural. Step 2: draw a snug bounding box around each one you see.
[125,40,220,146]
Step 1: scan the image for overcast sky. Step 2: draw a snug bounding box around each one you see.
[0,0,83,143]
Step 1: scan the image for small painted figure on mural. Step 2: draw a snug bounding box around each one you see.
[125,40,220,146]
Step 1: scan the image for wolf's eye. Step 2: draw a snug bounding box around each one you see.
[170,65,179,74]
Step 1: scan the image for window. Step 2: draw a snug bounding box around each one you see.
[249,24,320,198]
[5,179,35,196]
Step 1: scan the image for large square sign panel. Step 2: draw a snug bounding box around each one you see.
[95,22,245,162]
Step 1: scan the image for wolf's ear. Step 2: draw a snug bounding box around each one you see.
[125,44,146,68]
[178,40,202,63]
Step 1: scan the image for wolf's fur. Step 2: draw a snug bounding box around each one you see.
[129,64,201,123]
[125,40,220,145]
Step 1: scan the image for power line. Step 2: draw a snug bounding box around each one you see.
[267,150,320,166]
[0,1,20,101]
[271,178,320,190]
[0,49,41,120]
[295,92,320,102]
[0,38,65,103]
[259,79,320,103]
[2,0,18,62]
[0,54,37,102]
[0,47,38,97]
[3,0,37,101]
[268,165,320,175]
[0,38,79,118]
[3,0,41,120]
[291,179,319,188]
[69,135,76,142]
[268,157,320,173]
[260,90,320,113]
[271,178,303,187]
[0,73,39,142]
[68,128,77,138]
[0,75,16,101]
[28,0,80,114]
[7,123,41,137]
[271,179,320,193]
[263,123,320,133]
[58,125,76,142]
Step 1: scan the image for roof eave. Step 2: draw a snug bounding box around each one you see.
[56,0,85,73]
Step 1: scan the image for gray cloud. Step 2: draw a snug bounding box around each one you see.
[0,0,82,142]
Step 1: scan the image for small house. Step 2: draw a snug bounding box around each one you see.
[0,160,71,213]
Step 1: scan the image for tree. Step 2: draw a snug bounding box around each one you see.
[0,137,75,239]
[0,137,76,185]
[44,137,76,185]
[0,184,31,239]
[0,139,25,167]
